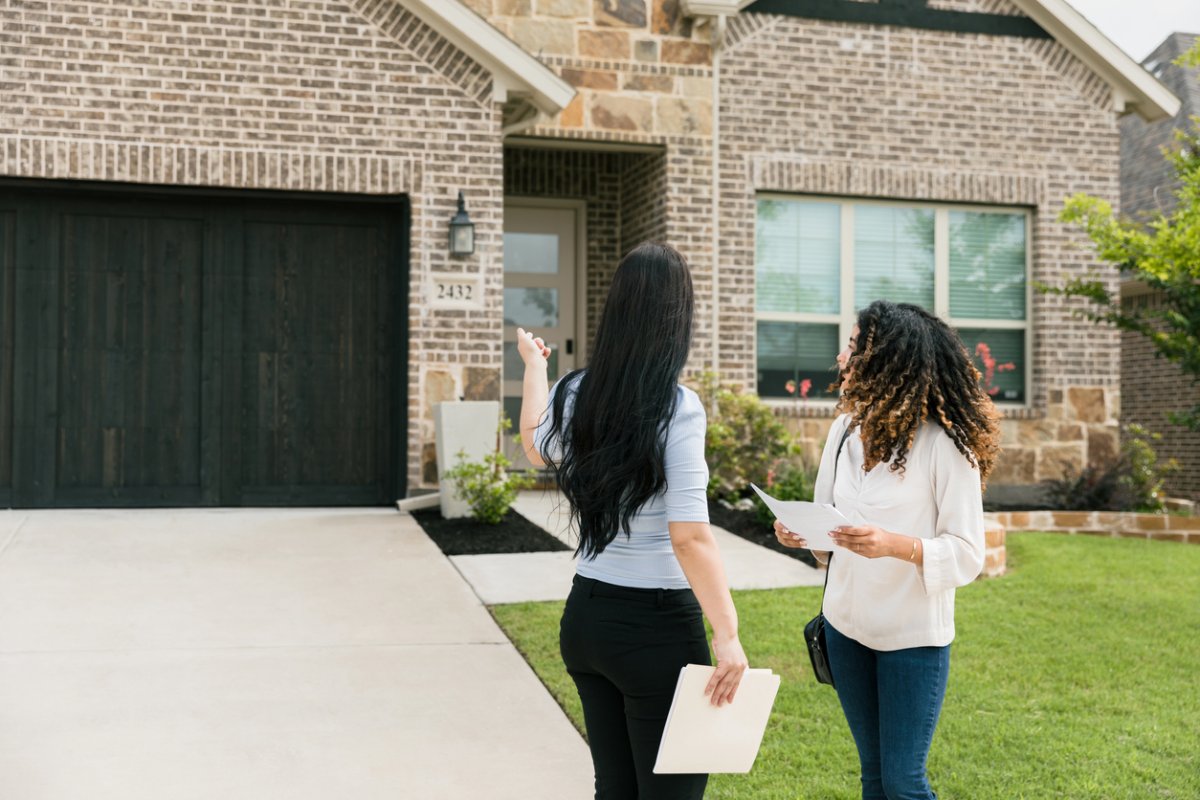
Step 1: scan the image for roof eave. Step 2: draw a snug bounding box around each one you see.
[1009,0,1179,122]
[400,0,576,116]
[694,0,1181,123]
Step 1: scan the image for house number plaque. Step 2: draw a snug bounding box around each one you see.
[429,275,484,310]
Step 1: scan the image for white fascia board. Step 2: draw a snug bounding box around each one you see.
[682,0,742,15]
[400,0,575,115]
[1005,0,1179,121]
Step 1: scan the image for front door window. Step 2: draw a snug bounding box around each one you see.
[502,204,579,464]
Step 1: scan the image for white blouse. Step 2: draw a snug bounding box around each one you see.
[815,413,986,651]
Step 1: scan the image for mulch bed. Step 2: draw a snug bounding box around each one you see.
[411,507,571,556]
[708,499,820,569]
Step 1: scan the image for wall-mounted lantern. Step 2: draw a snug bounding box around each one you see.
[448,191,475,256]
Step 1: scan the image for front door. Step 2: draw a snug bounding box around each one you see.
[502,201,582,464]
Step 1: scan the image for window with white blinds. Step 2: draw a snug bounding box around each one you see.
[755,195,1030,404]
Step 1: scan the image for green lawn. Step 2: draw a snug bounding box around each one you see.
[490,534,1200,799]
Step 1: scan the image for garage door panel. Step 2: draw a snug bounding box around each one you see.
[0,210,14,498]
[237,214,393,502]
[53,209,205,502]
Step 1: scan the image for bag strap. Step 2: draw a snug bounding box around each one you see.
[820,419,853,610]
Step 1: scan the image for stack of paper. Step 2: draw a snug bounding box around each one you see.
[653,664,781,774]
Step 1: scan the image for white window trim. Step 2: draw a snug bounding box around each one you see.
[755,193,1033,412]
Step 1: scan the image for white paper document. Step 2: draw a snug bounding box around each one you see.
[653,665,781,775]
[750,483,853,554]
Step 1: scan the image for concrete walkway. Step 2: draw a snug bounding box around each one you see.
[0,508,592,800]
[451,490,824,604]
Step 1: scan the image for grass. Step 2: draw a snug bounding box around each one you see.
[490,533,1200,799]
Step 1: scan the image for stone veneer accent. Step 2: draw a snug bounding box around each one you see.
[988,510,1200,544]
[982,520,1007,577]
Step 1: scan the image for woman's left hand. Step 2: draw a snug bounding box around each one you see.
[830,525,897,559]
[707,633,749,707]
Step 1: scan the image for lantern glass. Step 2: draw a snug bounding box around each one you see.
[450,222,474,255]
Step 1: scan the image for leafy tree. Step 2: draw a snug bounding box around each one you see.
[1040,42,1200,430]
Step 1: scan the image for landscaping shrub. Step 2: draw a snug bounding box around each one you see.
[690,371,799,502]
[1041,423,1178,512]
[442,419,536,524]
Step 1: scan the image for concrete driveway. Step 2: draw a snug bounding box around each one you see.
[0,509,592,800]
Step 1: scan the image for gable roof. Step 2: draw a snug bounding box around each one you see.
[1010,0,1178,121]
[683,0,1179,122]
[398,0,575,115]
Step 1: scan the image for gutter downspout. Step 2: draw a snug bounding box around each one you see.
[711,14,727,401]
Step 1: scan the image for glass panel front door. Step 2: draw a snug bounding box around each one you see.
[503,203,579,466]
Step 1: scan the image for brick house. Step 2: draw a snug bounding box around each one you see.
[1119,32,1199,501]
[0,0,1179,507]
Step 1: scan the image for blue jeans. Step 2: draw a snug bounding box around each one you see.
[826,623,951,800]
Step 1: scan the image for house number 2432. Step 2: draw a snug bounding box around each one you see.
[436,282,473,301]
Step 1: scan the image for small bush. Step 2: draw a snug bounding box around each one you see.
[442,419,536,525]
[1041,462,1126,512]
[691,371,799,502]
[1040,423,1178,513]
[1121,423,1178,512]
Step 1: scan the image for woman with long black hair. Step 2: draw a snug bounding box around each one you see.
[775,300,1000,800]
[516,242,748,800]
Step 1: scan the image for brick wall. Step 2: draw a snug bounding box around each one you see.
[1120,293,1200,500]
[0,0,508,493]
[714,8,1124,490]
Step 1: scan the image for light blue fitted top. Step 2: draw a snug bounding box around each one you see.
[535,374,710,590]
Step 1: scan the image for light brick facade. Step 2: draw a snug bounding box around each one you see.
[1,0,1157,499]
[716,10,1124,494]
[1,0,511,493]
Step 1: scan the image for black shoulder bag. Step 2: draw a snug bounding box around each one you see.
[803,422,852,688]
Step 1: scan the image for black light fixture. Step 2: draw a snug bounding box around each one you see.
[448,191,475,256]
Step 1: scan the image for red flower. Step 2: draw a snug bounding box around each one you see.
[975,342,1017,398]
[799,379,812,399]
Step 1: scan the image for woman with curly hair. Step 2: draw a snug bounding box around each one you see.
[774,299,1000,800]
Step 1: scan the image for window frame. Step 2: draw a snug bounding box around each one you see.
[755,193,1033,410]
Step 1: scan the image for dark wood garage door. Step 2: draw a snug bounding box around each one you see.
[0,182,408,508]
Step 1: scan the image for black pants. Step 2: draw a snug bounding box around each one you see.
[559,575,711,800]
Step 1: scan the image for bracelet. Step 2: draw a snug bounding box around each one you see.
[908,538,918,562]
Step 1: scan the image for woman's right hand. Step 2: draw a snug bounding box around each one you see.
[773,519,809,549]
[707,633,749,707]
[515,327,551,368]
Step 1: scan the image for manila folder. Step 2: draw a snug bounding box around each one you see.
[653,664,781,774]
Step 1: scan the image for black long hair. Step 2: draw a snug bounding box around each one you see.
[540,242,696,559]
[839,300,1001,483]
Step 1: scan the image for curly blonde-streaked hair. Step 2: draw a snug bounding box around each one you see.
[837,300,1001,484]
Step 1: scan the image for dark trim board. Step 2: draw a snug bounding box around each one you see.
[0,178,409,508]
[746,0,1052,38]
